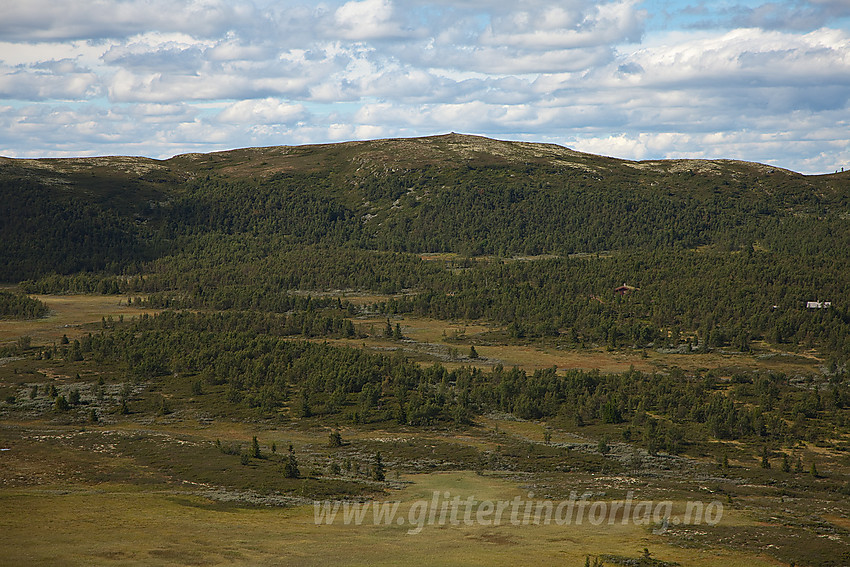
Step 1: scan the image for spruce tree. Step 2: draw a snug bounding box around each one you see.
[373,451,385,482]
[55,395,70,412]
[284,445,299,479]
[329,430,342,447]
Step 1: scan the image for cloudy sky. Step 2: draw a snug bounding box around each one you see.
[1,0,849,174]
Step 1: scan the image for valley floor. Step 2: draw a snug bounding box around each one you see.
[1,294,847,566]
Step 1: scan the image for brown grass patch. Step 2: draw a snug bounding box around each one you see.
[0,294,159,346]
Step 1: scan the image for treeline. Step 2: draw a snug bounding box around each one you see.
[20,241,441,297]
[129,309,358,339]
[4,157,848,283]
[0,291,48,319]
[58,310,850,451]
[20,242,850,360]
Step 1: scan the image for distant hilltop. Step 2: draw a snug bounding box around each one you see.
[2,133,844,182]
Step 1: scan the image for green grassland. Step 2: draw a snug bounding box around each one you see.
[0,475,778,567]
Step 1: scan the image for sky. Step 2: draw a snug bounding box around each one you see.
[1,0,849,174]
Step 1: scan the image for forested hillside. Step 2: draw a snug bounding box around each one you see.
[2,133,849,362]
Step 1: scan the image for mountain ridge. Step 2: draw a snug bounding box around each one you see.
[1,132,848,283]
[1,133,841,181]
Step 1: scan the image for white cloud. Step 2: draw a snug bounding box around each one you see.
[615,27,850,88]
[0,0,255,41]
[480,0,645,49]
[0,60,101,100]
[332,0,408,40]
[131,103,199,124]
[0,1,848,174]
[217,98,308,124]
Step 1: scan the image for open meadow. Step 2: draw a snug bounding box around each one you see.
[2,294,848,566]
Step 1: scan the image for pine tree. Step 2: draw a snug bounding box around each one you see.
[55,395,70,412]
[298,390,312,418]
[373,451,385,481]
[284,445,299,479]
[329,430,342,447]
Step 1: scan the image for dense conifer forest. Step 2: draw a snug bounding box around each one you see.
[3,135,848,362]
[0,290,48,319]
